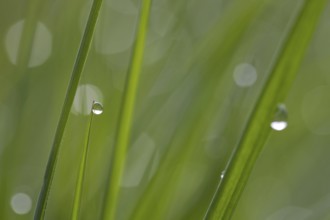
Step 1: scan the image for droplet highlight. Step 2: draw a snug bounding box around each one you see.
[271,104,288,131]
[92,102,103,115]
[220,171,225,179]
[72,84,104,115]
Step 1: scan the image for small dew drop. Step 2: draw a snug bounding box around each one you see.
[72,84,104,115]
[92,102,103,115]
[220,171,225,179]
[271,104,288,131]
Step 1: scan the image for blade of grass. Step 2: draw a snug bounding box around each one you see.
[130,1,266,219]
[34,0,103,219]
[71,103,95,220]
[101,0,152,219]
[204,0,328,219]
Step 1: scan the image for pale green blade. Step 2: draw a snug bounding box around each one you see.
[101,0,152,220]
[71,106,94,220]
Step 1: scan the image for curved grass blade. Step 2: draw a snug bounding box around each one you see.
[34,0,104,219]
[102,0,152,219]
[204,0,328,219]
[71,102,95,220]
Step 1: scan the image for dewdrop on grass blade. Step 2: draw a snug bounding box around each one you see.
[72,100,99,220]
[271,104,288,131]
[220,171,225,179]
[92,101,103,115]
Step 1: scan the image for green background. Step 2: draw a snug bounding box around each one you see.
[0,0,330,219]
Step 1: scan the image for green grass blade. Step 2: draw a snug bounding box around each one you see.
[71,106,94,220]
[129,1,265,219]
[204,0,328,219]
[34,0,103,219]
[102,0,152,219]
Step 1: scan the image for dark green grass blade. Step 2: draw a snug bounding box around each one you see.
[34,0,103,219]
[71,107,94,220]
[101,0,152,219]
[204,0,328,219]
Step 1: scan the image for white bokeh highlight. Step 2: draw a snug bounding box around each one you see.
[93,4,137,55]
[5,20,52,67]
[233,63,257,87]
[121,133,159,187]
[10,193,32,215]
[72,84,104,115]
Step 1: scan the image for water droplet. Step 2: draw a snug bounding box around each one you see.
[72,84,104,115]
[271,104,288,131]
[220,171,225,179]
[271,121,288,131]
[92,102,103,115]
[10,193,32,215]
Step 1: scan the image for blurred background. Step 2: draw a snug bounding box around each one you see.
[0,0,330,219]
